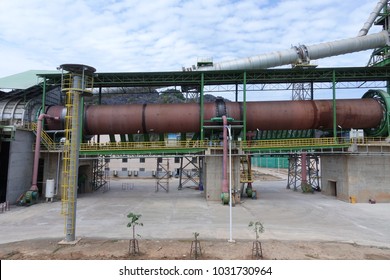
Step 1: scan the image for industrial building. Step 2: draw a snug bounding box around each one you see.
[1,1,390,243]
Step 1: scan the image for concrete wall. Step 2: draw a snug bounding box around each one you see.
[107,157,193,178]
[42,152,61,199]
[7,130,34,203]
[320,155,349,201]
[42,154,94,198]
[321,155,390,203]
[78,161,93,193]
[203,153,240,201]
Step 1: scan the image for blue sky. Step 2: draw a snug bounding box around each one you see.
[0,0,385,99]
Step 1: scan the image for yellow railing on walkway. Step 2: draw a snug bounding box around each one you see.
[243,137,346,149]
[34,137,390,153]
[80,140,213,151]
[31,122,55,150]
[78,137,348,152]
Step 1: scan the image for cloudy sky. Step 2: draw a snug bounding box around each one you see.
[0,0,384,79]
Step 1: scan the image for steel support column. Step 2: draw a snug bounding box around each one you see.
[178,156,201,190]
[59,64,95,243]
[156,158,169,192]
[41,78,47,115]
[332,70,337,141]
[200,73,205,140]
[286,153,320,192]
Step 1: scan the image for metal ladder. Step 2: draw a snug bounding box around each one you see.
[61,79,79,235]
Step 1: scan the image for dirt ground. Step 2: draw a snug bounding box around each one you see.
[1,238,390,260]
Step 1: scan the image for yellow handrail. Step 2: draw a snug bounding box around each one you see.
[79,137,349,151]
[34,137,390,153]
[31,122,55,150]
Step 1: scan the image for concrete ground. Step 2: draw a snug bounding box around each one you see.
[1,169,390,248]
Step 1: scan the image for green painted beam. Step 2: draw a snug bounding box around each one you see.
[79,148,206,156]
[37,67,390,89]
[332,70,337,142]
[109,135,116,143]
[41,78,46,114]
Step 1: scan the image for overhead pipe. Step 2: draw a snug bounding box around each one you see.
[31,114,58,191]
[358,0,388,37]
[196,31,389,70]
[45,97,384,135]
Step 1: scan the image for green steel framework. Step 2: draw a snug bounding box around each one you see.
[368,3,390,67]
[38,67,390,87]
[37,66,390,154]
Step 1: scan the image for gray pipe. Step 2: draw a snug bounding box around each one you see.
[307,30,389,60]
[358,0,388,37]
[197,31,389,71]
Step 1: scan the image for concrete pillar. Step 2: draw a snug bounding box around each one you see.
[203,152,240,201]
[7,130,34,203]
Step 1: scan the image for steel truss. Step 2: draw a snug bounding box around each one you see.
[286,153,320,191]
[156,157,170,192]
[92,156,109,191]
[178,156,203,190]
[38,67,390,91]
[201,81,387,93]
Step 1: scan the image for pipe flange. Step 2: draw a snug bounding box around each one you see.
[362,89,390,137]
[298,44,310,64]
[215,97,227,117]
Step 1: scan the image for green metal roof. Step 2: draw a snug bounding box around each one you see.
[0,70,59,90]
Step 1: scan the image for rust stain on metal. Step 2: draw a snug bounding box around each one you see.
[46,99,384,135]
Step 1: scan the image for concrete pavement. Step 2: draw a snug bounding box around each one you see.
[1,172,389,248]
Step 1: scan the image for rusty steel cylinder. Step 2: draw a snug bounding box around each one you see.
[83,103,205,135]
[46,98,384,135]
[244,99,383,131]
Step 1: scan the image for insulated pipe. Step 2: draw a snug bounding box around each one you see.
[307,31,389,61]
[197,31,389,70]
[31,114,58,191]
[358,0,388,37]
[45,98,383,135]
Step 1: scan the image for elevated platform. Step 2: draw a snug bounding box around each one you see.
[32,137,390,156]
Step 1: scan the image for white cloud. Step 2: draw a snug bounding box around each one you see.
[0,0,385,79]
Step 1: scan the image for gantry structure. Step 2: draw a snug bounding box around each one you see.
[37,66,390,154]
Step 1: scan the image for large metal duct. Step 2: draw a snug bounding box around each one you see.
[358,0,388,37]
[0,87,61,126]
[46,97,384,136]
[197,31,389,70]
[0,98,41,125]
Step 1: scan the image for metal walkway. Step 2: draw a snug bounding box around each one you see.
[33,137,356,156]
[80,138,351,156]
